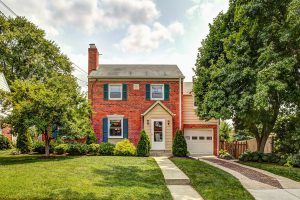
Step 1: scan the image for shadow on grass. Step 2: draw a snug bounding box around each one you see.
[0,154,76,165]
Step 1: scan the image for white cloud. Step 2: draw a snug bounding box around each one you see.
[118,21,184,53]
[5,0,159,36]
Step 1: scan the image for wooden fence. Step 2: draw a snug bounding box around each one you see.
[220,141,248,158]
[220,137,273,158]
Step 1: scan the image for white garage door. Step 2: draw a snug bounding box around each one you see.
[184,129,213,155]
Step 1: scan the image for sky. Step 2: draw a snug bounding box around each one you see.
[1,0,229,92]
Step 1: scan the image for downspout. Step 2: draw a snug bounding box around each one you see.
[179,77,182,130]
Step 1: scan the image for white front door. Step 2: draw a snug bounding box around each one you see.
[151,119,165,150]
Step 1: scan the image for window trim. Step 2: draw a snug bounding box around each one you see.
[150,84,164,100]
[108,117,123,138]
[109,84,122,100]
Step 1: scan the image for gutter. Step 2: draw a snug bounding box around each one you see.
[179,77,182,130]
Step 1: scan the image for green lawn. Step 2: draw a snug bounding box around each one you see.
[171,157,254,200]
[239,161,300,182]
[0,150,172,200]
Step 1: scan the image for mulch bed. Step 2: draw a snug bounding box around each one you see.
[203,158,283,189]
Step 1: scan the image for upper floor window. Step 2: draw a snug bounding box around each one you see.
[151,84,164,100]
[109,84,122,100]
[193,94,198,108]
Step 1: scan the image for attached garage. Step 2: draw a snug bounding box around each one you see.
[184,128,214,155]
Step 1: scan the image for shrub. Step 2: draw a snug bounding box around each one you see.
[290,153,300,167]
[218,149,233,160]
[32,141,45,154]
[0,135,12,150]
[172,130,187,157]
[239,151,281,164]
[87,144,100,155]
[114,139,136,156]
[99,142,115,156]
[86,131,97,144]
[137,130,151,157]
[16,129,33,154]
[67,143,87,155]
[55,144,69,155]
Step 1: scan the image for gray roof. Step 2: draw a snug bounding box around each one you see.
[183,82,193,94]
[0,73,10,92]
[88,64,185,79]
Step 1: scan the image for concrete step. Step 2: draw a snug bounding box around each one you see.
[154,157,190,185]
[150,150,172,157]
[167,185,204,200]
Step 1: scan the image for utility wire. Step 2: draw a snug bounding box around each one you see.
[0,1,88,85]
[0,0,17,17]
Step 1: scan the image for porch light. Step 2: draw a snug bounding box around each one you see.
[147,120,149,125]
[168,120,170,126]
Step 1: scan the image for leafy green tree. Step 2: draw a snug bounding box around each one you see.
[16,129,32,154]
[172,130,187,157]
[194,0,300,152]
[137,130,151,157]
[2,74,92,156]
[274,114,300,154]
[219,121,232,142]
[0,16,72,84]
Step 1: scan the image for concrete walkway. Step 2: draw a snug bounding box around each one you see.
[196,157,300,200]
[154,157,203,200]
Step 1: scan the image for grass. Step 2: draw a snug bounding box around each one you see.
[0,150,172,200]
[239,161,300,182]
[171,157,254,200]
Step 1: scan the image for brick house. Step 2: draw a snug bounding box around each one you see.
[88,44,219,155]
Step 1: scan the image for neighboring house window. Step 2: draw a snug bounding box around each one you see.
[109,84,122,100]
[193,94,198,108]
[151,84,164,100]
[108,118,123,138]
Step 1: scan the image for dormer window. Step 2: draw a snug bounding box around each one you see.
[109,84,122,100]
[151,84,164,100]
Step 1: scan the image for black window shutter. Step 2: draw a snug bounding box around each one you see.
[123,118,128,139]
[164,84,170,100]
[103,84,108,100]
[145,84,150,100]
[122,84,128,100]
[102,118,108,142]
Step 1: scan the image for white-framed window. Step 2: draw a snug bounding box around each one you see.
[109,84,122,100]
[151,84,164,100]
[193,94,198,108]
[108,117,123,138]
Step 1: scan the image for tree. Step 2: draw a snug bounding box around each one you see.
[16,129,32,154]
[0,16,72,84]
[172,130,187,157]
[219,121,232,142]
[194,0,300,152]
[2,74,92,156]
[137,130,151,157]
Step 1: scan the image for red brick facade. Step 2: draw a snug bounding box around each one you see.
[183,124,218,155]
[1,126,12,141]
[89,79,183,145]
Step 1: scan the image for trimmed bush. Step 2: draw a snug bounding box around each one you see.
[0,135,12,150]
[137,130,151,157]
[86,131,97,144]
[67,143,88,155]
[218,149,233,160]
[88,144,100,155]
[290,153,300,167]
[172,130,187,157]
[239,151,281,164]
[99,143,115,156]
[55,144,69,155]
[114,139,136,156]
[32,141,45,154]
[16,130,33,154]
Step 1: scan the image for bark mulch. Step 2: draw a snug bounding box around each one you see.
[203,158,283,189]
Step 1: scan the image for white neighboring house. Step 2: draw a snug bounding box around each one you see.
[0,73,16,143]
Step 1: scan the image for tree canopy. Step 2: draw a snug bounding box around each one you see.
[194,0,300,152]
[0,16,72,84]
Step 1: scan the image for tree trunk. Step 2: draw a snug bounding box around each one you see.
[256,132,270,153]
[45,132,50,157]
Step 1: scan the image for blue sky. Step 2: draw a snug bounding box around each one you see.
[1,0,229,91]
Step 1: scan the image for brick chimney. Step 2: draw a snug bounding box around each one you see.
[88,43,99,74]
